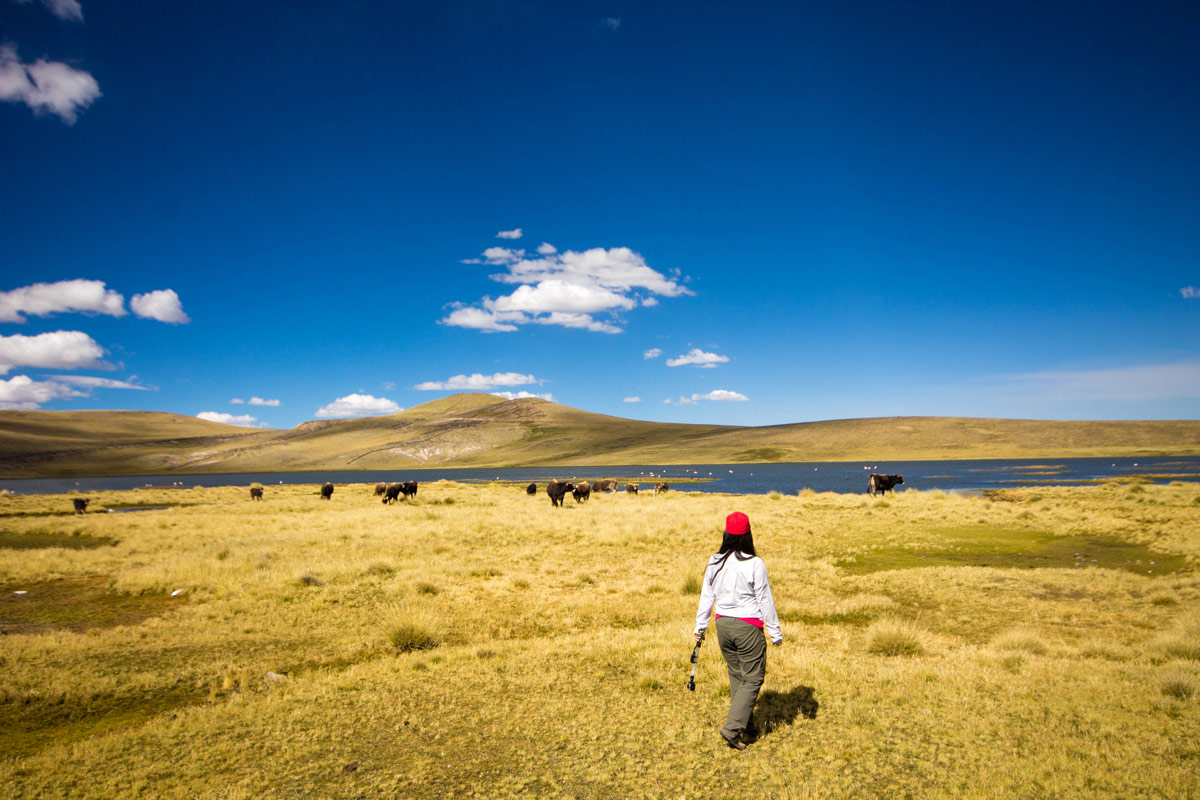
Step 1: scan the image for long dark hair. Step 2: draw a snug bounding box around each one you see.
[708,532,756,584]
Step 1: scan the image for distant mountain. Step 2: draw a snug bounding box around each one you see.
[1,394,1197,477]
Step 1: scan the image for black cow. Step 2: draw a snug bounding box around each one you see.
[526,482,537,495]
[868,474,904,496]
[653,482,669,496]
[547,480,572,507]
[72,498,89,515]
[373,482,387,497]
[383,483,403,504]
[626,483,638,495]
[320,482,334,500]
[250,487,264,501]
[572,481,591,503]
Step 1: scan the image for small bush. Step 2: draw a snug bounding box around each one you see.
[681,574,701,595]
[638,676,663,691]
[991,630,1049,655]
[511,578,530,590]
[388,621,440,652]
[865,619,927,656]
[1160,672,1196,701]
[366,562,396,578]
[767,491,783,501]
[578,574,595,585]
[1150,593,1179,607]
[416,582,440,595]
[298,573,324,587]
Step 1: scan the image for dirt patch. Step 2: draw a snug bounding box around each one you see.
[0,577,180,635]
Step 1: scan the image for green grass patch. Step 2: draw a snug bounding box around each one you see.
[836,527,1190,576]
[0,577,180,635]
[0,529,117,550]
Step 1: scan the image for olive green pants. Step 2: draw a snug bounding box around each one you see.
[715,616,766,742]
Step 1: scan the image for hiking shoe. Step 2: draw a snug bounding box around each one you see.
[723,734,747,751]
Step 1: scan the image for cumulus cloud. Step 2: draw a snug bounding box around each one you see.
[444,239,691,334]
[623,396,641,403]
[0,330,108,374]
[1182,287,1199,299]
[491,391,555,401]
[666,348,729,368]
[496,228,523,239]
[0,279,125,323]
[248,396,280,407]
[48,374,150,391]
[0,374,84,409]
[0,44,100,124]
[643,348,662,360]
[230,398,244,404]
[414,372,539,391]
[197,411,264,428]
[130,289,189,323]
[315,393,402,419]
[672,389,749,405]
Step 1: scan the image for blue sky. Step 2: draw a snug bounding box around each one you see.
[2,1,1197,429]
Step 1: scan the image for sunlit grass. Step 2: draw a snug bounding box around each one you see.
[0,480,1198,798]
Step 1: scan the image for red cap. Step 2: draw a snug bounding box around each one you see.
[725,511,751,536]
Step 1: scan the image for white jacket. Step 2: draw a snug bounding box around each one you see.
[694,553,782,644]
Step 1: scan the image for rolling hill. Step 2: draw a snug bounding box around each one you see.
[1,394,1198,478]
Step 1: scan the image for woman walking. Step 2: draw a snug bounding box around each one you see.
[693,511,782,750]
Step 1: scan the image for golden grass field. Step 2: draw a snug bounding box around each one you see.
[3,394,1199,477]
[1,479,1199,798]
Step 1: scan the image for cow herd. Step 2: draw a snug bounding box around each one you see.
[66,472,908,514]
[536,479,668,507]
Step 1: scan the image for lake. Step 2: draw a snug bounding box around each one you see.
[3,456,1198,496]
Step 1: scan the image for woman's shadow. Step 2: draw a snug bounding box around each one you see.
[746,685,818,742]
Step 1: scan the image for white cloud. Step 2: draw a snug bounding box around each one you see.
[248,396,280,407]
[1182,287,1199,299]
[40,0,84,21]
[641,296,659,307]
[0,374,84,409]
[414,372,539,391]
[623,396,641,403]
[1000,362,1200,402]
[315,393,402,419]
[444,240,691,334]
[230,398,245,404]
[0,44,100,124]
[666,348,729,368]
[0,279,125,323]
[603,17,621,30]
[643,348,662,360]
[130,289,189,323]
[496,228,523,239]
[672,389,749,406]
[490,391,555,401]
[0,330,108,374]
[197,411,264,428]
[48,374,150,391]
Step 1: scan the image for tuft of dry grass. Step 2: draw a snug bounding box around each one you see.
[864,618,928,656]
[991,630,1050,656]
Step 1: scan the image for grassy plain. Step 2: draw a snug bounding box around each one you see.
[1,480,1198,799]
[3,393,1200,477]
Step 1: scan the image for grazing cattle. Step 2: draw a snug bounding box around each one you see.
[526,482,537,495]
[653,482,669,496]
[547,480,572,507]
[250,487,264,501]
[626,483,638,495]
[592,479,618,493]
[868,474,904,496]
[572,481,591,503]
[383,483,403,504]
[373,482,387,496]
[320,482,334,500]
[399,480,418,500]
[72,498,89,515]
